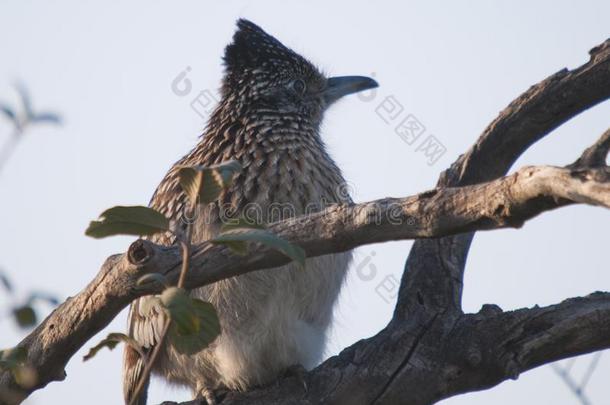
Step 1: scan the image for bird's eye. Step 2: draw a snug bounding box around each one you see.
[291,79,306,94]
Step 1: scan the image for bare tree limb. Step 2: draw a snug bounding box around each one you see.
[397,37,610,316]
[433,292,610,401]
[1,160,608,403]
[162,37,610,404]
[571,128,610,168]
[442,39,610,187]
[207,292,610,405]
[384,37,610,405]
[1,38,609,405]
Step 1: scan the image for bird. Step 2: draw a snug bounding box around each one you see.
[123,19,378,405]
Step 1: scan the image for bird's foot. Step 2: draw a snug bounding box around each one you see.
[195,386,218,405]
[281,364,309,393]
[194,385,229,405]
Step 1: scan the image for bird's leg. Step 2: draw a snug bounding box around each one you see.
[281,364,309,393]
[194,383,230,405]
[194,384,218,405]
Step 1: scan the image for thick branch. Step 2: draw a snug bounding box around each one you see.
[398,37,610,316]
[443,39,610,187]
[210,292,610,405]
[385,37,610,405]
[571,128,610,168]
[433,292,610,402]
[2,163,609,402]
[2,38,609,405]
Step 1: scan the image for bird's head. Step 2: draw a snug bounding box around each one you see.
[219,19,378,124]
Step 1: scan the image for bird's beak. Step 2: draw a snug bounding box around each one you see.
[323,76,378,105]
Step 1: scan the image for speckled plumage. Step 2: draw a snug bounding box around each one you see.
[123,19,375,404]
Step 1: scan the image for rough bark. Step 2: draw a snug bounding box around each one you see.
[1,38,609,405]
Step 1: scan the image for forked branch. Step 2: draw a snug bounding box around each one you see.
[1,38,609,405]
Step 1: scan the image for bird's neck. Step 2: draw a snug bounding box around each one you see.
[185,104,347,217]
[202,101,325,153]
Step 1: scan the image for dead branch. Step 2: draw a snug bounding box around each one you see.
[1,38,609,405]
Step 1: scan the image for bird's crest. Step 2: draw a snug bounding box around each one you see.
[223,19,303,73]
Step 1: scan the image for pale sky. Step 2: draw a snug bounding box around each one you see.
[0,1,608,404]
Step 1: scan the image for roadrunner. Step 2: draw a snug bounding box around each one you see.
[123,19,377,404]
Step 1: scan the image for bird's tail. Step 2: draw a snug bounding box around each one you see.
[122,344,150,405]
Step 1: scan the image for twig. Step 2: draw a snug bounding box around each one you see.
[127,207,195,405]
[551,363,592,405]
[178,224,194,289]
[127,320,170,405]
[0,129,22,175]
[550,351,603,405]
[580,352,602,391]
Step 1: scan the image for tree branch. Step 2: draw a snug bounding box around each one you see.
[1,38,609,405]
[433,292,610,402]
[207,292,610,405]
[571,128,610,168]
[443,39,610,187]
[2,159,609,403]
[397,37,610,317]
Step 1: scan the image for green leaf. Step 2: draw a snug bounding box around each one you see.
[212,228,305,267]
[168,299,220,355]
[0,270,13,293]
[160,287,197,334]
[136,273,169,290]
[26,291,60,306]
[0,103,17,124]
[219,216,265,232]
[217,218,265,254]
[0,347,27,370]
[178,160,241,205]
[12,364,37,388]
[159,287,221,355]
[139,296,162,317]
[0,347,35,388]
[85,205,170,238]
[83,333,145,361]
[31,112,62,125]
[15,82,33,118]
[217,240,248,256]
[12,305,37,328]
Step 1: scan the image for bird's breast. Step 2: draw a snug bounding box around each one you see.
[228,142,346,225]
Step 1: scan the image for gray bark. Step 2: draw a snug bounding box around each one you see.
[1,38,610,405]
